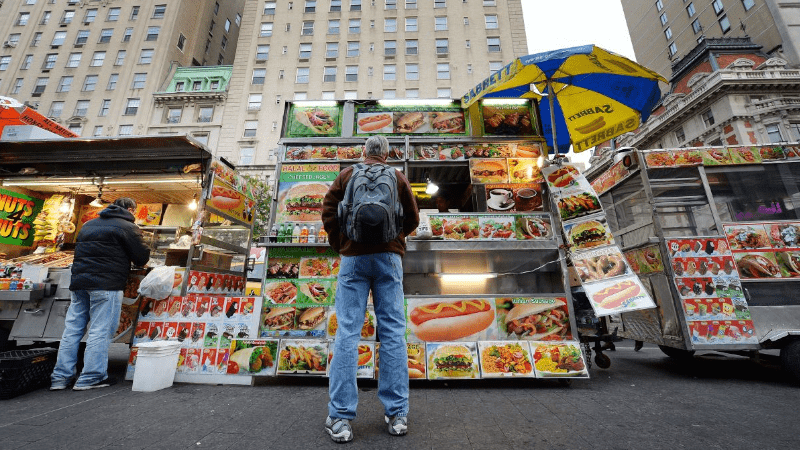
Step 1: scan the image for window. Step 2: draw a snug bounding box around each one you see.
[660,13,667,25]
[384,40,397,56]
[702,109,715,127]
[175,81,185,91]
[57,76,72,92]
[692,19,702,34]
[61,10,75,25]
[99,29,113,44]
[52,31,67,46]
[123,28,133,42]
[385,18,397,32]
[485,15,498,29]
[406,40,418,55]
[82,75,98,91]
[351,0,361,11]
[132,73,146,89]
[257,44,270,60]
[487,37,500,52]
[406,63,419,80]
[322,91,335,100]
[31,32,42,47]
[437,63,450,79]
[766,124,782,143]
[279,70,284,79]
[296,67,310,83]
[434,0,446,7]
[107,73,118,90]
[264,2,276,14]
[225,19,231,32]
[90,51,105,66]
[17,12,31,26]
[139,49,153,64]
[146,26,160,41]
[252,68,266,84]
[62,53,81,70]
[299,43,312,59]
[686,2,696,16]
[406,17,418,31]
[43,53,57,69]
[84,9,97,23]
[656,0,663,10]
[68,123,83,136]
[383,65,396,80]
[75,30,89,45]
[192,80,202,91]
[93,126,103,137]
[344,90,357,99]
[174,34,185,51]
[99,99,110,116]
[742,0,754,11]
[328,19,340,34]
[435,17,448,31]
[464,17,469,25]
[330,0,341,12]
[669,42,677,56]
[40,11,51,25]
[107,7,120,21]
[406,0,417,9]
[260,22,273,37]
[675,126,685,143]
[275,94,281,104]
[125,98,140,115]
[347,41,360,56]
[243,121,258,137]
[386,0,397,9]
[349,19,360,33]
[323,66,337,82]
[713,0,724,14]
[33,77,48,94]
[719,15,730,33]
[118,125,133,136]
[198,106,213,123]
[305,1,316,12]
[221,36,228,50]
[664,27,672,40]
[152,4,166,19]
[296,92,309,102]
[214,2,220,14]
[489,61,502,72]
[239,148,255,165]
[130,6,140,20]
[437,88,451,98]
[326,42,338,58]
[22,55,33,70]
[383,89,396,99]
[11,78,24,95]
[406,89,419,98]
[49,101,63,117]
[436,39,448,54]
[345,65,358,82]
[247,94,262,111]
[8,34,21,46]
[167,108,182,124]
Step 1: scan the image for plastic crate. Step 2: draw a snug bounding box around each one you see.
[0,348,58,400]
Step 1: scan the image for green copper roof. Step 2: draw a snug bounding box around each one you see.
[163,66,233,93]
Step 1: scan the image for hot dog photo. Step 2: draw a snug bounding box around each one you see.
[406,298,497,342]
[326,342,375,379]
[583,276,655,316]
[356,112,393,133]
[542,164,581,190]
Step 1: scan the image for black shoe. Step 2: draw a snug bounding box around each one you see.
[73,376,117,391]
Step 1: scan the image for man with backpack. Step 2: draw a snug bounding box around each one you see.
[321,135,419,443]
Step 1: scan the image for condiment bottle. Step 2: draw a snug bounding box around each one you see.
[307,225,317,244]
[292,223,301,243]
[300,225,309,243]
[269,224,278,243]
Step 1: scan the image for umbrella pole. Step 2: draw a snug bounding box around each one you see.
[546,79,558,159]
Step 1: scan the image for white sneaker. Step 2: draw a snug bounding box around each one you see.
[325,416,353,443]
[385,415,407,436]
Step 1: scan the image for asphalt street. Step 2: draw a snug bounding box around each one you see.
[2,341,799,450]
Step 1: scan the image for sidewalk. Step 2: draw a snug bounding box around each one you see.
[2,342,798,450]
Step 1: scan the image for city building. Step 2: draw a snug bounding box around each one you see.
[620,0,800,85]
[215,0,529,178]
[0,0,245,138]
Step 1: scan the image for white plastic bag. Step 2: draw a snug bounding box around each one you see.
[137,266,176,300]
[412,212,433,240]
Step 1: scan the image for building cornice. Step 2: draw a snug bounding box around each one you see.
[153,91,228,104]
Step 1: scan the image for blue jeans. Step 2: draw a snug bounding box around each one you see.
[51,290,122,388]
[328,253,408,420]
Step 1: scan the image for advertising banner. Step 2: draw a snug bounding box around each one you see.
[0,188,44,246]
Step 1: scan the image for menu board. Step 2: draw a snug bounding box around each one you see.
[643,144,800,169]
[485,183,543,212]
[723,222,800,280]
[206,176,256,225]
[590,154,637,196]
[427,213,552,241]
[274,163,339,224]
[227,339,279,376]
[286,104,341,137]
[665,236,759,346]
[353,104,465,136]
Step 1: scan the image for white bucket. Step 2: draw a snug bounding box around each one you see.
[132,341,182,392]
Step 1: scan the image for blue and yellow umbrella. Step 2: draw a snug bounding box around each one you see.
[462,45,667,154]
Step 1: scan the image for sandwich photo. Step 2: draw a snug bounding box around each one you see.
[408,299,494,341]
[280,182,328,222]
[736,253,781,279]
[299,281,333,304]
[428,344,477,379]
[567,220,613,250]
[429,112,465,134]
[264,281,297,304]
[499,299,571,340]
[515,216,551,240]
[228,343,277,375]
[294,108,337,135]
[394,112,425,133]
[297,307,326,330]
[357,113,393,133]
[261,306,295,330]
[357,344,374,366]
[557,191,601,221]
[469,159,509,184]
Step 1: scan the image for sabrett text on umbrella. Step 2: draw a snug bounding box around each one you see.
[573,118,637,152]
[567,105,613,122]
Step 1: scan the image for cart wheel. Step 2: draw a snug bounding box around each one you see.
[780,339,800,383]
[658,345,695,360]
[594,352,611,369]
[558,378,572,387]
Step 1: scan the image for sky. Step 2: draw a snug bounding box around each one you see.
[520,1,636,166]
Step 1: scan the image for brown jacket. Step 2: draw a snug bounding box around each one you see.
[322,155,419,256]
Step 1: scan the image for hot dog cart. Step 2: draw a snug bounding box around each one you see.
[584,145,800,381]
[0,136,257,383]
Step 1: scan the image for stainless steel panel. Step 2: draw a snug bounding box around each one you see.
[750,305,800,343]
[0,301,21,320]
[10,297,54,340]
[43,300,71,340]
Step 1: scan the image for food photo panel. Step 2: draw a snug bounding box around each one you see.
[666,237,731,258]
[563,214,615,251]
[327,341,375,379]
[478,215,516,240]
[572,246,632,283]
[554,187,602,222]
[469,158,509,184]
[277,339,329,376]
[227,339,279,376]
[477,341,535,378]
[406,298,497,342]
[733,252,782,280]
[326,308,377,341]
[507,158,544,183]
[582,276,656,316]
[484,183,544,213]
[723,224,772,250]
[296,278,336,305]
[542,164,585,191]
[426,342,480,380]
[406,343,427,380]
[530,342,589,378]
[514,214,552,240]
[494,297,573,341]
[765,222,800,249]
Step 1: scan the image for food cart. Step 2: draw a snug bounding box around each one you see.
[0,136,258,385]
[584,145,800,380]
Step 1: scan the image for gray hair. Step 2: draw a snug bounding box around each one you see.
[113,197,137,210]
[364,135,389,158]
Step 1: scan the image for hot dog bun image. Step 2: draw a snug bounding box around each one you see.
[409,299,494,341]
[394,112,425,133]
[209,185,244,210]
[357,113,393,133]
[592,280,642,310]
[546,166,580,188]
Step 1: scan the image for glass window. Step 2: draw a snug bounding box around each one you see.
[406,0,417,9]
[90,51,105,66]
[742,0,754,11]
[299,43,312,58]
[790,123,800,141]
[48,101,64,117]
[225,19,231,32]
[131,73,146,89]
[322,91,335,100]
[437,63,450,79]
[153,4,166,18]
[487,37,501,52]
[324,66,337,82]
[660,13,668,25]
[74,100,89,116]
[51,31,67,46]
[124,98,140,115]
[328,19,340,34]
[22,54,33,69]
[123,28,133,42]
[107,7,120,21]
[261,22,273,36]
[385,18,397,32]
[8,33,21,46]
[383,65,396,80]
[437,88,451,98]
[386,0,397,9]
[99,99,110,116]
[434,0,446,7]
[264,1,276,14]
[347,41,359,57]
[130,6,140,20]
[719,14,730,33]
[435,16,447,31]
[406,63,419,80]
[686,2,696,16]
[57,76,72,92]
[198,106,213,123]
[296,67,310,83]
[669,42,677,56]
[107,73,118,90]
[302,21,314,35]
[33,77,48,94]
[139,49,153,64]
[177,34,186,51]
[692,19,702,34]
[99,28,113,43]
[75,30,89,45]
[713,0,724,14]
[330,0,341,12]
[344,90,357,99]
[406,17,417,31]
[31,32,42,47]
[41,11,51,25]
[305,1,316,13]
[406,89,419,98]
[167,107,182,124]
[17,12,31,26]
[67,123,83,136]
[257,44,270,60]
[349,19,360,33]
[383,89,396,99]
[406,40,418,55]
[326,42,338,58]
[351,0,361,11]
[436,38,448,54]
[43,53,57,69]
[384,40,396,56]
[82,75,98,91]
[766,124,783,143]
[61,10,75,24]
[656,0,663,10]
[665,27,672,40]
[192,80,202,91]
[83,9,97,23]
[295,92,308,101]
[346,65,358,82]
[252,68,266,84]
[11,78,24,95]
[702,109,715,127]
[118,125,133,136]
[93,126,103,137]
[708,164,800,223]
[675,126,685,143]
[239,148,255,165]
[243,120,258,137]
[146,26,160,41]
[485,15,498,29]
[489,61,503,72]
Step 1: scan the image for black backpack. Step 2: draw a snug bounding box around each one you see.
[338,163,404,243]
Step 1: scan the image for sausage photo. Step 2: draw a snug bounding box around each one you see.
[409,299,494,341]
[357,113,393,132]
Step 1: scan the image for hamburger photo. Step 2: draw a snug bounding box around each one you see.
[394,112,425,133]
[280,183,329,222]
[568,220,611,249]
[429,344,476,379]
[470,159,508,183]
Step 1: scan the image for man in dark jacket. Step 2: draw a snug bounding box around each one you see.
[51,198,151,391]
[321,135,419,442]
